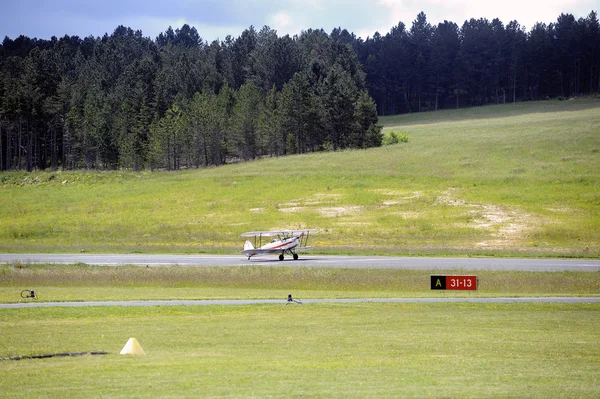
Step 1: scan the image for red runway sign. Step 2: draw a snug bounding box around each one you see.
[431,275,478,290]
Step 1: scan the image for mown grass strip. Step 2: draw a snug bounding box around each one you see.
[0,303,598,398]
[1,264,598,302]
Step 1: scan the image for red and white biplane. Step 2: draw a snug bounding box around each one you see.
[241,229,317,260]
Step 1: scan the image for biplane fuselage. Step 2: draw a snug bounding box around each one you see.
[241,230,316,260]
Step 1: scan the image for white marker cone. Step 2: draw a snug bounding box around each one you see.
[120,338,146,355]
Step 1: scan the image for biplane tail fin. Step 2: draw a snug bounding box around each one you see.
[244,241,255,251]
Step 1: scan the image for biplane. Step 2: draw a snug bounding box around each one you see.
[241,229,317,260]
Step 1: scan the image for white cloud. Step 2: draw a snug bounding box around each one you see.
[123,15,246,41]
[268,11,296,36]
[262,0,596,41]
[377,0,597,32]
[2,0,596,41]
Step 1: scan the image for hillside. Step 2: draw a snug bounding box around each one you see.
[1,99,599,257]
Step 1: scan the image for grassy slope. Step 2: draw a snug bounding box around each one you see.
[0,99,599,256]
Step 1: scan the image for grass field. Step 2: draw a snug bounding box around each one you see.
[0,99,599,257]
[1,302,598,398]
[0,264,597,397]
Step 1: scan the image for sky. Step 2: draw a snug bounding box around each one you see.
[2,0,598,42]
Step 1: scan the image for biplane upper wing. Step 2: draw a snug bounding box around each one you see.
[241,229,317,237]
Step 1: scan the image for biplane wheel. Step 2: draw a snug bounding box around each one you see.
[293,254,299,260]
[279,254,284,261]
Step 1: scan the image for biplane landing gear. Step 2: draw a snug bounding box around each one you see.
[279,254,284,261]
[293,254,299,260]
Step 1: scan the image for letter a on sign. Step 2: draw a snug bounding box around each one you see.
[430,275,446,290]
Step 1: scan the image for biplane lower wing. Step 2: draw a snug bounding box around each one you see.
[293,246,314,252]
[241,248,279,256]
[242,246,314,257]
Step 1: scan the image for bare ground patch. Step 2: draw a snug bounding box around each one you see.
[278,194,362,217]
[278,205,362,217]
[437,189,542,249]
[317,206,362,217]
[371,189,424,200]
[275,189,550,250]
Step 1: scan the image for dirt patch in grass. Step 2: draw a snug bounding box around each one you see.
[278,193,361,217]
[471,204,537,248]
[317,206,362,217]
[437,189,542,249]
[371,189,424,200]
[393,211,422,219]
[278,205,363,217]
[278,206,305,213]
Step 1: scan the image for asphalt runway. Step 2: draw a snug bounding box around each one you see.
[1,253,599,271]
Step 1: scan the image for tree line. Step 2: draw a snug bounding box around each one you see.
[353,11,600,114]
[0,10,598,171]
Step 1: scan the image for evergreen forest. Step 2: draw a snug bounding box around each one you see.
[0,10,598,171]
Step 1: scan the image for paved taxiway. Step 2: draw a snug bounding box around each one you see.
[2,297,599,309]
[1,254,600,271]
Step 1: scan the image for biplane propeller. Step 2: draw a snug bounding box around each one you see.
[241,229,317,260]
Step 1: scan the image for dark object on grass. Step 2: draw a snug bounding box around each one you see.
[20,289,37,299]
[1,351,109,361]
